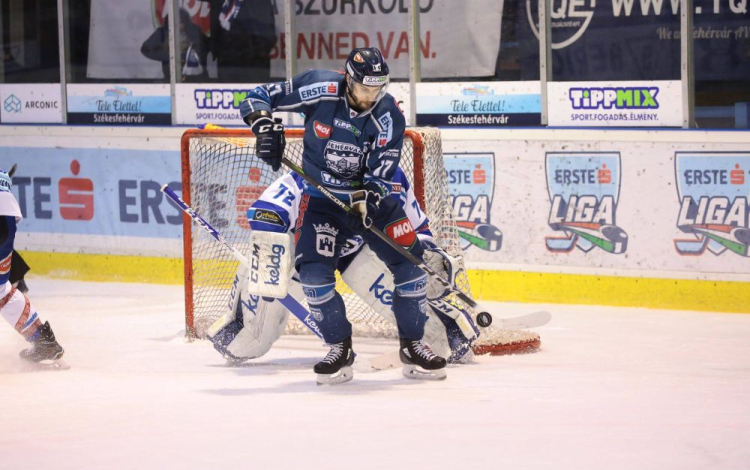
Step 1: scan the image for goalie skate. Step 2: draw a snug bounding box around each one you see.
[315,337,356,385]
[400,339,447,381]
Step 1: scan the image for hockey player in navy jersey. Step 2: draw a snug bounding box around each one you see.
[0,169,66,368]
[209,168,480,370]
[240,47,446,383]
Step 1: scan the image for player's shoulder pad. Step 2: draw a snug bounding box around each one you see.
[294,69,345,98]
[290,171,306,191]
[374,94,405,124]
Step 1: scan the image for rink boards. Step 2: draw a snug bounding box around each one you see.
[0,125,748,313]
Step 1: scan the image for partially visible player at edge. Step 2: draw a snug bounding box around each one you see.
[240,47,446,383]
[0,169,66,367]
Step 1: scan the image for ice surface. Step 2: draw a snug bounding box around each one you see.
[1,278,749,470]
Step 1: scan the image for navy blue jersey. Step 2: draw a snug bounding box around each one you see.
[240,69,406,198]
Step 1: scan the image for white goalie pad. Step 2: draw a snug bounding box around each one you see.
[207,261,295,361]
[247,231,293,298]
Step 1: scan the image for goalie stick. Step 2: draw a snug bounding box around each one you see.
[160,184,324,340]
[278,156,496,327]
[359,309,552,372]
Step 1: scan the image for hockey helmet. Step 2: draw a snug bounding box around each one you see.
[345,48,389,111]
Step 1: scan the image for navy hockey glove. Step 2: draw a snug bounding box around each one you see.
[249,113,285,172]
[348,185,383,230]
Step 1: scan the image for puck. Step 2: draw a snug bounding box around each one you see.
[476,312,493,327]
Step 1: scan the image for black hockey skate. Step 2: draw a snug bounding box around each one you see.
[314,337,355,385]
[399,338,447,380]
[19,322,68,369]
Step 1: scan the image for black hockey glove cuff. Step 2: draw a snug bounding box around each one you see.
[249,111,285,172]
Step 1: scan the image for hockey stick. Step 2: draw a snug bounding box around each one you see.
[8,163,17,177]
[279,156,495,326]
[362,310,552,372]
[160,184,325,340]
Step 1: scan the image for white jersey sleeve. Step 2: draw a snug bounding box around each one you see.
[247,172,305,232]
[390,168,433,242]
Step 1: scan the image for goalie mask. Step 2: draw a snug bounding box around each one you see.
[345,47,389,112]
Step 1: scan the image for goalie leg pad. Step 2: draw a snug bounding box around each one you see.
[247,231,293,298]
[208,263,290,362]
[427,299,479,363]
[299,262,351,344]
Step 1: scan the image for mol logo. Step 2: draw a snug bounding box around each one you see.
[194,89,252,109]
[545,152,628,254]
[570,87,659,110]
[526,0,596,49]
[446,153,502,251]
[386,218,416,249]
[674,153,750,257]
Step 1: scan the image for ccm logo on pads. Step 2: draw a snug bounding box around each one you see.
[386,218,416,249]
[314,121,332,139]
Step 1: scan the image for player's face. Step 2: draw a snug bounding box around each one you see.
[346,76,386,112]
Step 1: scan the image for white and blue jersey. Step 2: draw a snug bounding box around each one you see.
[248,168,433,248]
[240,69,406,199]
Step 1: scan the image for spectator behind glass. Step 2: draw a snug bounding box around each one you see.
[141,8,209,82]
[210,0,276,83]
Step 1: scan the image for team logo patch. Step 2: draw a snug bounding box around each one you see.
[333,118,361,137]
[324,141,364,178]
[299,82,338,101]
[251,208,285,227]
[386,218,417,249]
[674,152,750,257]
[446,153,503,251]
[545,152,628,254]
[353,52,364,63]
[314,223,339,257]
[313,121,332,139]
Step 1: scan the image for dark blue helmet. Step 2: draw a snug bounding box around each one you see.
[345,48,389,86]
[345,48,389,111]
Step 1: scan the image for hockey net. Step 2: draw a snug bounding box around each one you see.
[181,127,539,354]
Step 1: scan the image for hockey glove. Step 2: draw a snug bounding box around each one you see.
[249,112,286,172]
[348,186,383,230]
[421,240,462,300]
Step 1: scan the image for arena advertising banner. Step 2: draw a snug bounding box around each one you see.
[67,84,172,125]
[441,138,750,278]
[0,84,63,124]
[270,0,502,79]
[674,152,750,257]
[545,153,628,254]
[444,153,503,251]
[547,81,682,127]
[516,0,749,82]
[417,82,541,127]
[88,0,501,81]
[0,147,182,254]
[175,82,412,127]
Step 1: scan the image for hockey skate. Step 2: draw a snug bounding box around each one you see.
[314,337,355,385]
[399,338,447,380]
[19,322,69,370]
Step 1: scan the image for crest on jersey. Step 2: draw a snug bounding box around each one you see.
[445,153,502,251]
[545,152,627,254]
[674,152,750,257]
[324,140,364,178]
